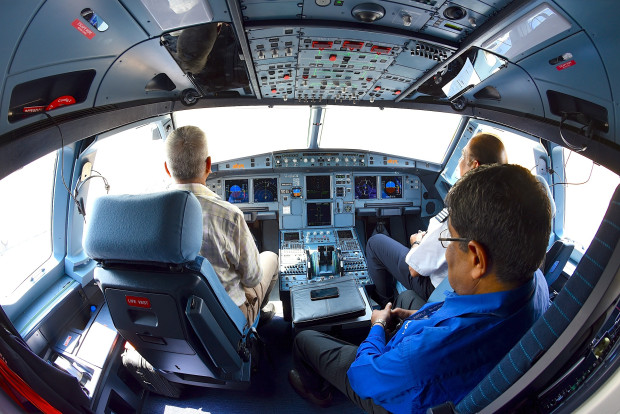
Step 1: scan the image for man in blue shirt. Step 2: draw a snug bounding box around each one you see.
[289,164,552,413]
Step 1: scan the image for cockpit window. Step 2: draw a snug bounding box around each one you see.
[319,107,461,163]
[174,106,310,162]
[561,149,620,251]
[0,151,56,297]
[482,3,571,60]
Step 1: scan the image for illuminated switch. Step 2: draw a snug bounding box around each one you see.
[329,54,337,61]
[374,86,381,91]
[395,90,401,95]
[284,74,290,80]
[271,88,277,93]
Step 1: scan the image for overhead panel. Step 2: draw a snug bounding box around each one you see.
[247,24,456,102]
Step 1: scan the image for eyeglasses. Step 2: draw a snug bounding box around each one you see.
[438,228,469,248]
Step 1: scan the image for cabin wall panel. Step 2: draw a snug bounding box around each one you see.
[0,2,44,118]
[95,38,194,106]
[0,59,116,138]
[466,63,545,117]
[553,0,620,147]
[10,0,146,75]
[517,32,614,142]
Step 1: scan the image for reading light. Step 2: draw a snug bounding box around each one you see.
[351,3,385,23]
[443,6,467,20]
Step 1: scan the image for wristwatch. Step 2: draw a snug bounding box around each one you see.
[373,319,387,329]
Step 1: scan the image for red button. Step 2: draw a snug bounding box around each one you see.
[329,54,337,61]
[271,88,277,93]
[395,90,401,95]
[374,86,381,91]
[284,74,290,80]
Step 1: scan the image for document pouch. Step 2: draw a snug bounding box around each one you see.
[290,276,366,327]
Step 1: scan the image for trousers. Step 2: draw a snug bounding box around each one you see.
[366,234,434,308]
[292,330,389,414]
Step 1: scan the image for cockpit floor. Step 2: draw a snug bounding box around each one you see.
[142,314,366,413]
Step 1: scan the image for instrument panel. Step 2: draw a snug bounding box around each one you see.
[207,171,423,229]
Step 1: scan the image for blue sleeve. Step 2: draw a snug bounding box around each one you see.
[348,323,454,403]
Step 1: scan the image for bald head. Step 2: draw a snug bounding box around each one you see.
[458,132,507,177]
[468,133,508,166]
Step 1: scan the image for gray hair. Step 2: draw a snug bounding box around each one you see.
[165,126,209,181]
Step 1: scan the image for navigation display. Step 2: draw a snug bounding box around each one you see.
[381,176,403,199]
[354,176,377,199]
[225,179,249,203]
[306,175,331,200]
[307,202,332,227]
[253,177,278,202]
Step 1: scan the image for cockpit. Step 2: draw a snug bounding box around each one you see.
[1,0,620,413]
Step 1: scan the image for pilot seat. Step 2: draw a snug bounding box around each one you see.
[84,190,258,392]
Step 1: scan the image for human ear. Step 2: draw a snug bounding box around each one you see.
[164,161,171,177]
[206,156,212,174]
[468,240,488,280]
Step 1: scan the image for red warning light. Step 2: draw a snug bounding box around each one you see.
[329,54,337,61]
[342,41,364,51]
[371,45,392,55]
[312,41,334,50]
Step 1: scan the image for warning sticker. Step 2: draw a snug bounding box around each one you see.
[126,296,151,308]
[72,19,95,39]
[556,60,576,71]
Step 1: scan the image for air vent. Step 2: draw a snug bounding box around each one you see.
[410,42,450,62]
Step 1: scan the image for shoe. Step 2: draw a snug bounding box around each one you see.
[258,302,275,327]
[288,369,332,407]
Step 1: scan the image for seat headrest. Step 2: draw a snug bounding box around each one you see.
[85,190,203,264]
[534,174,556,217]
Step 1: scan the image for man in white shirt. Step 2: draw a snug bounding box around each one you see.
[164,126,279,325]
[366,133,508,308]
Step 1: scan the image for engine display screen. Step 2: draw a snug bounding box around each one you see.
[225,179,249,203]
[283,232,300,241]
[381,176,402,199]
[253,177,278,202]
[307,202,332,227]
[354,176,377,199]
[306,175,331,200]
[337,230,353,239]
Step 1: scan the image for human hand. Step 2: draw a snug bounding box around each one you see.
[371,302,393,326]
[390,307,418,320]
[409,231,426,246]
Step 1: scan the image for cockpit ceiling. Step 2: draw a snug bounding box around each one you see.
[240,0,512,41]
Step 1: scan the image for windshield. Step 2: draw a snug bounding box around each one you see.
[319,107,461,163]
[174,106,462,163]
[174,106,310,162]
